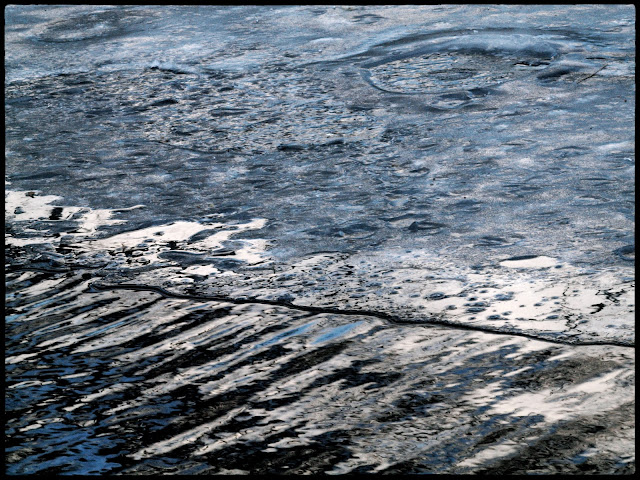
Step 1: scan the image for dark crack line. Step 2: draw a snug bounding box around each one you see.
[576,63,608,84]
[88,282,635,349]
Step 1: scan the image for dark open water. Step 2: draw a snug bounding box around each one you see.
[5,5,635,474]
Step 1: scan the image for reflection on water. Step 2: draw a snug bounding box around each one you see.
[5,4,635,475]
[5,269,635,474]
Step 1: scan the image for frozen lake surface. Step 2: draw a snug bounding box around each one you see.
[5,5,635,474]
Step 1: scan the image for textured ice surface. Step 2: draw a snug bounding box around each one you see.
[5,4,635,475]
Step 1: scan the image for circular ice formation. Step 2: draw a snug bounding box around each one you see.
[361,30,564,95]
[366,51,519,95]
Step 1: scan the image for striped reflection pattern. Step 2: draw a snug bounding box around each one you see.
[6,269,634,475]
